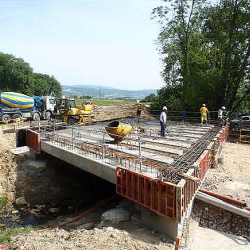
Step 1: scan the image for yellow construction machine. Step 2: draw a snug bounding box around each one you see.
[55,98,94,125]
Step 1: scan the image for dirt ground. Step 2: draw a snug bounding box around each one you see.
[203,142,250,205]
[94,104,155,122]
[0,129,17,202]
[187,218,250,250]
[1,115,250,249]
[186,141,250,250]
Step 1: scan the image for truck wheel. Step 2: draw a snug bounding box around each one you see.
[2,114,11,123]
[45,111,52,120]
[32,113,40,121]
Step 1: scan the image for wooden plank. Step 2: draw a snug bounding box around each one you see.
[177,172,200,182]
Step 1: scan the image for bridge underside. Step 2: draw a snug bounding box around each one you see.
[25,118,229,238]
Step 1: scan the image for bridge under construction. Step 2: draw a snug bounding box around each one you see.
[22,118,229,238]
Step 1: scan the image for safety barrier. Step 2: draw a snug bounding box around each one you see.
[116,167,177,220]
[27,129,41,153]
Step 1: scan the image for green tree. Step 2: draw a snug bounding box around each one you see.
[142,93,156,102]
[80,95,92,99]
[153,0,250,112]
[202,0,250,111]
[0,53,33,93]
[0,52,62,97]
[152,0,205,109]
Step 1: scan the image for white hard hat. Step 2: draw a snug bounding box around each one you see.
[222,106,225,109]
[163,106,167,110]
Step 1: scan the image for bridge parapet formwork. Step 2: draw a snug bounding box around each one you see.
[218,125,230,142]
[27,129,41,154]
[116,126,229,223]
[116,167,177,221]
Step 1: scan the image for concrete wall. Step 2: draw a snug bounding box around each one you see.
[141,208,178,239]
[41,141,117,184]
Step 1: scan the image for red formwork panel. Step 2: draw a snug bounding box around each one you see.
[176,169,197,221]
[219,126,230,142]
[196,149,210,179]
[176,147,212,220]
[27,129,41,154]
[116,167,177,220]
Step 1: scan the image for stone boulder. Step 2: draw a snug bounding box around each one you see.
[101,208,130,223]
[15,197,28,207]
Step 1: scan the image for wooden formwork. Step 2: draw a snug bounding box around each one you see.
[27,129,41,154]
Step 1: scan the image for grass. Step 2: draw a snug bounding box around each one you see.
[0,226,36,244]
[0,197,37,244]
[75,99,137,106]
[0,198,7,209]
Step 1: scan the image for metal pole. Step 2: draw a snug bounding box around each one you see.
[53,119,56,135]
[38,118,41,134]
[139,135,142,172]
[102,146,104,161]
[71,126,74,150]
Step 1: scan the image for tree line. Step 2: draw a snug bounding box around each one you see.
[151,0,250,113]
[0,52,61,97]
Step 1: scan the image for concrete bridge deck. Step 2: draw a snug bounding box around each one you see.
[24,118,229,239]
[39,119,213,184]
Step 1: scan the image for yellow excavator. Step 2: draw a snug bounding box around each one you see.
[54,98,94,125]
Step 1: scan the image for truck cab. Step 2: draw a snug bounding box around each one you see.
[230,116,250,131]
[40,96,57,119]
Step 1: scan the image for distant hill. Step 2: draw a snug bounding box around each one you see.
[62,85,157,99]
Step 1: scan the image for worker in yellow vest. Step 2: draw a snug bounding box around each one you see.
[200,104,209,126]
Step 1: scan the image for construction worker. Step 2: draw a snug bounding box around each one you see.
[218,106,228,126]
[182,107,186,123]
[200,104,209,126]
[218,106,224,126]
[136,105,141,122]
[160,106,167,136]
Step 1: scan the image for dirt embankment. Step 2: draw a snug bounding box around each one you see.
[94,105,155,122]
[10,222,172,250]
[0,129,17,203]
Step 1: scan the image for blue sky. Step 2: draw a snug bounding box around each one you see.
[0,0,164,90]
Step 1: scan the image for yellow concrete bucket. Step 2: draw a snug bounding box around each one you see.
[105,121,132,142]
